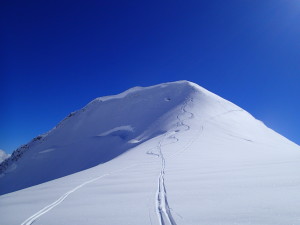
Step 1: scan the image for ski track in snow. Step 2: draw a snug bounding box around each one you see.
[169,108,244,160]
[154,98,194,225]
[152,99,242,225]
[20,165,136,225]
[20,100,244,225]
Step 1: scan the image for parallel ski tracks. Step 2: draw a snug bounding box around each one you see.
[20,175,109,225]
[152,98,242,225]
[20,97,241,225]
[156,135,177,225]
[20,165,136,225]
[154,98,194,225]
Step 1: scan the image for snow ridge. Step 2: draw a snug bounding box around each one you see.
[0,111,78,175]
[1,81,300,225]
[0,135,45,175]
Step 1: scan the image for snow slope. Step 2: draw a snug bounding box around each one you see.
[1,81,300,225]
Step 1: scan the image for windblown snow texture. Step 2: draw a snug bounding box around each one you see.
[1,81,300,225]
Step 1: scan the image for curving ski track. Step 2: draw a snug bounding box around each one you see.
[20,165,136,225]
[20,97,241,225]
[154,98,194,225]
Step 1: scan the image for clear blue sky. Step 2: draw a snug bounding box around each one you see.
[1,0,300,153]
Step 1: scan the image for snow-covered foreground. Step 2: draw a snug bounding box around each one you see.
[1,81,300,225]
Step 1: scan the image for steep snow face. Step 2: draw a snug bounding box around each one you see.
[1,81,300,225]
[0,81,213,194]
[0,150,9,163]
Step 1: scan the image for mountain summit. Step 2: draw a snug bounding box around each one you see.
[1,81,300,225]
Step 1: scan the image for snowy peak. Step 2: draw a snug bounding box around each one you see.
[0,81,296,195]
[1,81,300,225]
[91,80,197,103]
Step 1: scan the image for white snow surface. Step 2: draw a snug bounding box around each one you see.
[1,81,300,225]
[0,150,9,163]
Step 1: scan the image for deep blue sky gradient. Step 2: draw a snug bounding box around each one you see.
[1,0,300,153]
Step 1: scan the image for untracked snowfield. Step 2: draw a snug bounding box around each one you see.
[1,81,300,225]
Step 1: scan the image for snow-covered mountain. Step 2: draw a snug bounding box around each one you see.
[0,150,9,163]
[1,81,300,225]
